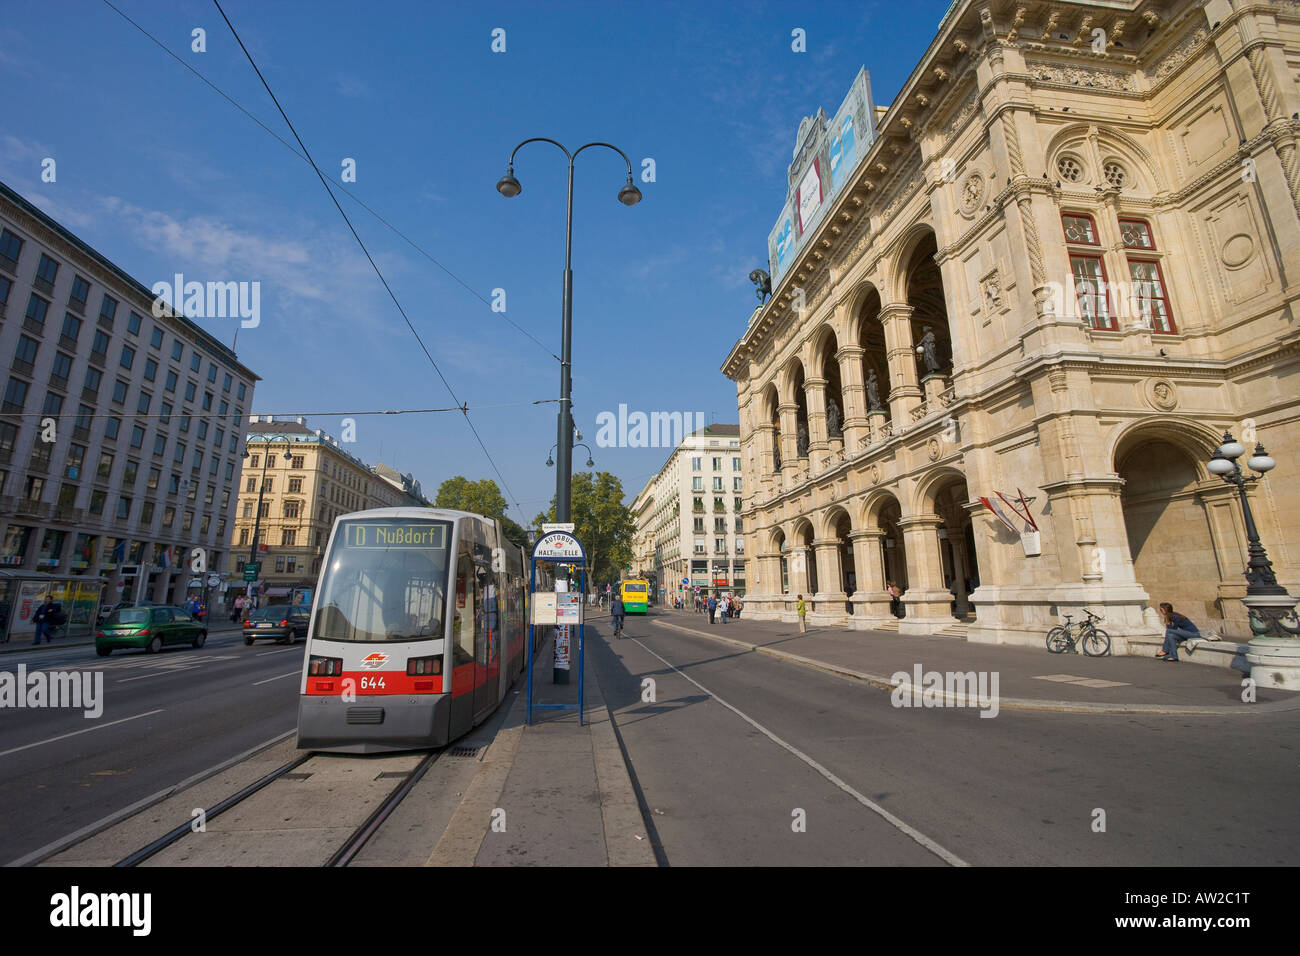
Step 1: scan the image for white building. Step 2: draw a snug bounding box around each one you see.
[631,424,747,600]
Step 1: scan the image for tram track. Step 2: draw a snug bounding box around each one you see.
[110,748,444,868]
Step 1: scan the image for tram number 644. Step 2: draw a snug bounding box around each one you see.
[360,676,387,690]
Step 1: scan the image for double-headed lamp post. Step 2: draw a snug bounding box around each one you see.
[497,138,641,524]
[1207,431,1300,687]
[242,438,294,608]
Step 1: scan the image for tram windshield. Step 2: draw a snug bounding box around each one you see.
[312,518,452,643]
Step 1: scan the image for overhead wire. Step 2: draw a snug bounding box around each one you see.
[98,0,559,364]
[209,0,527,523]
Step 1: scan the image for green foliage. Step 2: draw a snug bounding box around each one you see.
[533,471,633,587]
[434,476,528,549]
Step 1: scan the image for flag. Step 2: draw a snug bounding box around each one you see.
[159,546,171,569]
[82,537,94,563]
[111,540,126,563]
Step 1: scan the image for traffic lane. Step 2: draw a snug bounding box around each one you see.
[591,625,948,866]
[628,617,1300,866]
[0,642,303,864]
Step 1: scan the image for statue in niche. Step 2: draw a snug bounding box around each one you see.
[796,422,809,457]
[866,369,883,410]
[917,326,941,374]
[826,398,842,439]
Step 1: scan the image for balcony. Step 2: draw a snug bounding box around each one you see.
[22,317,44,335]
[11,358,33,376]
[67,297,86,317]
[60,333,78,351]
[52,506,84,524]
[0,255,16,277]
[16,499,51,518]
[33,276,54,296]
[82,387,98,403]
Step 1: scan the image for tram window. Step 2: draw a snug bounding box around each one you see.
[452,551,476,665]
[312,520,450,642]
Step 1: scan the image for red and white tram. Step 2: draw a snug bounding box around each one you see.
[297,508,527,753]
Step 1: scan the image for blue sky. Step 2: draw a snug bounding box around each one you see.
[1,0,948,525]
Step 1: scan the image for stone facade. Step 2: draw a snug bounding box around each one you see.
[723,0,1300,651]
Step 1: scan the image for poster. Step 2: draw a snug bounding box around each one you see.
[554,625,571,670]
[556,593,581,624]
[797,159,823,233]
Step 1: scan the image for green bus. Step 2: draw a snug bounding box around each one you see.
[621,579,649,614]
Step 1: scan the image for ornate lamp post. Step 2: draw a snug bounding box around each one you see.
[497,138,640,523]
[546,443,594,470]
[1207,431,1300,687]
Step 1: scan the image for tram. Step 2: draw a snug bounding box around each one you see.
[297,507,527,754]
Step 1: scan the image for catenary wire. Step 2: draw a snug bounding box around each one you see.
[97,0,559,364]
[210,0,526,524]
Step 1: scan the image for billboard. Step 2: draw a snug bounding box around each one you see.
[767,67,878,285]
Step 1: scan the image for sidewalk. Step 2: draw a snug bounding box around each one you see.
[426,623,656,867]
[643,609,1300,715]
[0,620,244,654]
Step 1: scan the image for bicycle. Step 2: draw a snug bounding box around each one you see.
[1045,609,1111,656]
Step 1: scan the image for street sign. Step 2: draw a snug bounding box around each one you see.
[206,574,222,587]
[542,522,575,533]
[533,532,583,559]
[243,563,260,582]
[188,578,202,588]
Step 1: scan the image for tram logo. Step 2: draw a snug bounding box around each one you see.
[360,653,389,669]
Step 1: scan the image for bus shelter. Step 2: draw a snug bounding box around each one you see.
[0,570,106,643]
[527,530,586,726]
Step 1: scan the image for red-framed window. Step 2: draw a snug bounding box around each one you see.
[1061,213,1100,245]
[1070,255,1115,330]
[1127,259,1176,333]
[1118,218,1156,251]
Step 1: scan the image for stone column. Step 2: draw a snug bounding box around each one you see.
[789,545,813,603]
[849,529,892,625]
[756,422,778,498]
[879,303,923,425]
[777,403,799,470]
[897,514,955,633]
[810,537,847,623]
[804,377,829,455]
[837,345,868,449]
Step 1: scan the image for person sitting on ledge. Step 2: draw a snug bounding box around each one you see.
[1157,602,1200,662]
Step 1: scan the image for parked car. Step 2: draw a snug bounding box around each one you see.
[242,605,310,645]
[97,599,158,625]
[95,605,207,656]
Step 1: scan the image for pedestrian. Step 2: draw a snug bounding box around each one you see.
[719,594,729,624]
[796,594,807,634]
[734,597,743,619]
[1157,602,1200,662]
[887,581,902,618]
[32,595,59,645]
[706,593,717,624]
[611,593,625,638]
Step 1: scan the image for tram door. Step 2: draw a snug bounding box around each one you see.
[450,526,491,737]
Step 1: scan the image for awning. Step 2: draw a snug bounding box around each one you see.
[265,587,292,598]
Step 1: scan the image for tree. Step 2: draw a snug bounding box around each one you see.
[534,471,633,587]
[434,476,529,550]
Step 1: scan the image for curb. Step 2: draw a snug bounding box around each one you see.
[649,619,1300,716]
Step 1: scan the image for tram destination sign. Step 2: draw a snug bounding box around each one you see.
[533,531,583,560]
[344,521,448,550]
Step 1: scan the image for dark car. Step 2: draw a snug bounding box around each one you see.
[242,605,309,645]
[96,605,207,656]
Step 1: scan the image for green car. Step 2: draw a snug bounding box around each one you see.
[95,605,208,657]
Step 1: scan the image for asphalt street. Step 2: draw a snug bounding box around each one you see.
[594,610,1300,866]
[0,625,301,866]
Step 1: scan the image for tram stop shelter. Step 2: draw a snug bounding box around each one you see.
[528,528,586,725]
[0,569,106,644]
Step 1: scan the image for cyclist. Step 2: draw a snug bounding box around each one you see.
[611,593,625,639]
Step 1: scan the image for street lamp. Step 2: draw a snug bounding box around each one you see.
[242,436,295,608]
[547,443,594,469]
[497,137,641,523]
[1206,430,1299,687]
